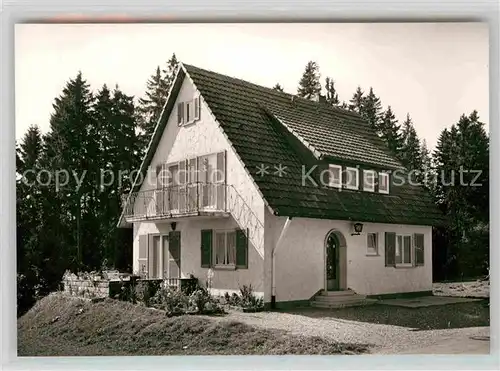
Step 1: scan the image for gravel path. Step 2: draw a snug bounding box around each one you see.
[217,310,489,354]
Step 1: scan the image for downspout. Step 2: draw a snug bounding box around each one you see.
[271,217,292,309]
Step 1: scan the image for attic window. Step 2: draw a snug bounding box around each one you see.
[344,167,359,190]
[379,172,389,194]
[178,97,201,126]
[328,164,342,188]
[363,170,376,192]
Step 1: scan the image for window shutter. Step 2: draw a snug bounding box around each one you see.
[414,233,425,266]
[194,97,200,120]
[201,229,212,268]
[236,228,248,269]
[385,232,396,267]
[179,160,187,185]
[148,234,155,278]
[138,235,148,276]
[177,102,184,125]
[216,151,226,183]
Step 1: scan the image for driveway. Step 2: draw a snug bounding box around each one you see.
[220,309,490,354]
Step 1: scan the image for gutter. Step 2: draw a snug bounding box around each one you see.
[271,217,292,308]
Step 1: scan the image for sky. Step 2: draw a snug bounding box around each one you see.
[15,22,489,149]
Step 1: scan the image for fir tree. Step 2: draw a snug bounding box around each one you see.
[360,87,383,131]
[272,83,284,92]
[433,111,489,277]
[297,61,321,100]
[379,106,403,155]
[348,86,364,114]
[325,77,340,106]
[137,53,179,150]
[400,114,422,171]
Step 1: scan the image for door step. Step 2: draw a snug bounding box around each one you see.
[310,289,378,309]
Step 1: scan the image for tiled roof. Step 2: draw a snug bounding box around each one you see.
[183,64,445,226]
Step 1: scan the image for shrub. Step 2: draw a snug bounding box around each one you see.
[151,286,189,315]
[134,280,161,306]
[239,285,264,309]
[189,287,224,314]
[181,274,200,296]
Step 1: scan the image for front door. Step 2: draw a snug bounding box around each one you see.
[326,232,340,291]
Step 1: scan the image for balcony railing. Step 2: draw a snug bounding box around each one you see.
[124,182,227,221]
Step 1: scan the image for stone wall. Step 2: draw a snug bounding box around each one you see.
[62,272,110,299]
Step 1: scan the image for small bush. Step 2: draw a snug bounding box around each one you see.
[134,280,161,306]
[181,274,200,296]
[151,286,190,315]
[239,285,264,309]
[189,288,223,314]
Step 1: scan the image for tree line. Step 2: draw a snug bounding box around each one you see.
[16,56,488,315]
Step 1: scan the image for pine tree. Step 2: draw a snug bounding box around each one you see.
[44,71,96,270]
[325,77,340,106]
[137,53,179,151]
[348,86,364,114]
[379,106,403,155]
[400,114,422,171]
[433,111,489,277]
[297,61,321,100]
[360,87,383,131]
[272,83,284,92]
[420,139,433,189]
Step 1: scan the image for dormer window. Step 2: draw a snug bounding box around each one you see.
[379,172,389,194]
[328,164,342,188]
[363,170,376,192]
[344,167,359,190]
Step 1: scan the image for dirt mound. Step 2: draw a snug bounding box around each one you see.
[18,293,368,356]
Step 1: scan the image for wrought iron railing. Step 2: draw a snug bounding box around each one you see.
[124,182,227,220]
[123,182,265,258]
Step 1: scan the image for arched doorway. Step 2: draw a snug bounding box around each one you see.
[325,230,347,291]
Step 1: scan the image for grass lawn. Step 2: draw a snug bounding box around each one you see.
[287,300,490,331]
[17,294,368,356]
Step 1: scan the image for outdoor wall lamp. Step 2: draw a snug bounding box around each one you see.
[171,222,177,231]
[351,222,363,236]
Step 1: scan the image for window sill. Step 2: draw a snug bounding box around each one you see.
[213,265,236,271]
[366,252,379,257]
[395,264,414,268]
[181,118,200,128]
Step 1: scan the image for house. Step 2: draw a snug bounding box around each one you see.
[117,63,444,309]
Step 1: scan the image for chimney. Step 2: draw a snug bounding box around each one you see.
[312,94,326,103]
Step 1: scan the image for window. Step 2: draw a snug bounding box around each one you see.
[395,234,412,266]
[363,170,376,192]
[178,97,201,126]
[328,164,342,188]
[185,101,192,123]
[200,229,248,269]
[344,167,359,190]
[379,172,389,194]
[214,230,237,267]
[367,233,378,255]
[137,232,181,279]
[177,102,184,125]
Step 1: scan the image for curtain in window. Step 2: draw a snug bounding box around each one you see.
[226,231,236,265]
[214,232,226,265]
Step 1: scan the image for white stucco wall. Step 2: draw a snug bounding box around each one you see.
[131,72,265,295]
[133,218,264,296]
[267,214,433,302]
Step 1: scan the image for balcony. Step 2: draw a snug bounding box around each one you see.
[123,182,229,222]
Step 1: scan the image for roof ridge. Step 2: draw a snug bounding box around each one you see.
[182,62,362,120]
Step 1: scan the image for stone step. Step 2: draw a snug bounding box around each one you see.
[311,298,378,309]
[320,289,356,297]
[314,294,367,304]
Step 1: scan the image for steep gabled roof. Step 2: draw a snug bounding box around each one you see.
[119,63,444,227]
[183,64,444,226]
